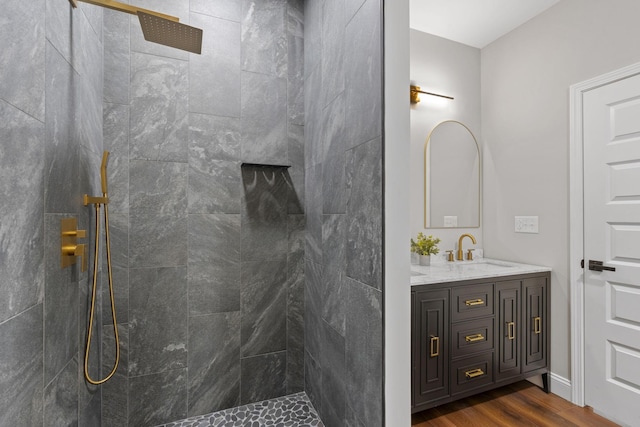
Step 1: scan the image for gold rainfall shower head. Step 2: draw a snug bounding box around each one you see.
[69,0,203,54]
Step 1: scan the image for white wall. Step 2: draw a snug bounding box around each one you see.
[481,0,640,383]
[410,30,482,252]
[385,0,412,425]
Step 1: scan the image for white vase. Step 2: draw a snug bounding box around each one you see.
[411,252,419,265]
[419,254,431,266]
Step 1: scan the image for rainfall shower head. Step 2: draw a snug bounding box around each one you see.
[138,11,202,55]
[69,0,203,54]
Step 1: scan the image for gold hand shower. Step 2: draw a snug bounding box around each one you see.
[83,151,120,385]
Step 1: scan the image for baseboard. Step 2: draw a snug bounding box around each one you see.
[549,372,572,402]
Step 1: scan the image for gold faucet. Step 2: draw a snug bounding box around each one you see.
[457,233,477,261]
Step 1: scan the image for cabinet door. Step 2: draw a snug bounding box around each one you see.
[414,289,449,405]
[523,277,548,372]
[496,281,521,381]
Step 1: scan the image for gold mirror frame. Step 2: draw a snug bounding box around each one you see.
[424,120,481,229]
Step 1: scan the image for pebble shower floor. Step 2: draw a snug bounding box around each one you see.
[156,393,324,427]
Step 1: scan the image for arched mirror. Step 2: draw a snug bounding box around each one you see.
[424,120,480,228]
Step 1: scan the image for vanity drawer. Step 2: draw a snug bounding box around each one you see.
[451,317,494,358]
[451,352,494,395]
[452,284,494,321]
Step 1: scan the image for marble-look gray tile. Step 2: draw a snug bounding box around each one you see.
[287,2,304,126]
[240,72,287,165]
[0,304,44,427]
[102,372,128,427]
[129,160,187,215]
[78,276,102,409]
[101,212,129,325]
[345,278,382,427]
[241,166,288,261]
[45,42,81,214]
[344,0,382,148]
[130,53,189,162]
[322,92,346,164]
[287,253,304,394]
[303,0,322,79]
[79,0,103,42]
[79,388,102,427]
[304,259,323,360]
[129,267,188,376]
[321,0,345,107]
[45,214,79,385]
[321,321,346,427]
[190,13,241,118]
[189,113,241,162]
[345,138,382,289]
[241,260,287,357]
[345,403,365,427]
[288,125,305,214]
[130,0,190,60]
[188,312,241,416]
[240,351,287,405]
[46,0,82,73]
[322,214,346,335]
[103,102,130,213]
[189,159,241,214]
[241,0,287,78]
[188,214,241,315]
[44,357,78,427]
[323,154,347,215]
[103,323,129,379]
[304,350,322,416]
[0,100,45,323]
[0,0,45,121]
[129,213,187,267]
[344,0,366,27]
[104,8,130,105]
[129,368,188,427]
[304,163,322,266]
[304,66,323,168]
[191,0,242,21]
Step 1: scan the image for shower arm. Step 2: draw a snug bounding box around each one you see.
[69,0,179,22]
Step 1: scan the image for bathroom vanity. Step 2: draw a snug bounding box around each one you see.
[410,259,551,413]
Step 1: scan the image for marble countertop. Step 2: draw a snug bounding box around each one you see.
[411,258,551,286]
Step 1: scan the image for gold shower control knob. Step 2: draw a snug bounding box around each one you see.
[60,217,87,271]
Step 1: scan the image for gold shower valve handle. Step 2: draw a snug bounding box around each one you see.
[61,217,87,271]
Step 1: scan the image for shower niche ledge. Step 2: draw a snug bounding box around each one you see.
[241,162,291,168]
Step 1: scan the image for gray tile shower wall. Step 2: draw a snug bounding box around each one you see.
[101,0,306,425]
[0,0,105,425]
[303,0,384,426]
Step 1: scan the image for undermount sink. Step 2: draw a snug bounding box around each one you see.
[454,260,514,272]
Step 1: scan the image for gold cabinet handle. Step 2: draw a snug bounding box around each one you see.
[534,317,542,334]
[430,335,440,357]
[465,368,485,379]
[465,298,484,306]
[507,321,516,340]
[465,333,484,343]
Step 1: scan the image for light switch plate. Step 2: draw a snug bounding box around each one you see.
[443,216,458,227]
[515,216,539,233]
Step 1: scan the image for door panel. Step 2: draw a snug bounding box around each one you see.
[496,281,520,381]
[523,278,546,372]
[583,72,640,427]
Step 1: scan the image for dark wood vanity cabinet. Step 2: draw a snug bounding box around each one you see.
[411,272,550,413]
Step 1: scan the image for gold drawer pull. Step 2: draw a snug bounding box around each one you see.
[465,333,484,343]
[430,335,440,357]
[507,321,516,340]
[534,317,542,334]
[465,368,485,379]
[465,298,484,306]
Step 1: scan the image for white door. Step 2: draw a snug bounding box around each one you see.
[583,73,640,427]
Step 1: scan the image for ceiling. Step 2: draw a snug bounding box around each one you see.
[410,0,561,48]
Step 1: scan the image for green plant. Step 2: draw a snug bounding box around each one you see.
[410,232,441,256]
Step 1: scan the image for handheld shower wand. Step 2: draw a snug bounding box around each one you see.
[83,151,120,385]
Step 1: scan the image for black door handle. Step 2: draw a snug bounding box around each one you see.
[588,260,616,272]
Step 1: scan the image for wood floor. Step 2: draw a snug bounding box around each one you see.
[411,381,619,427]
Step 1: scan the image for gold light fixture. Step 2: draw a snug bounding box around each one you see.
[410,85,454,103]
[69,0,203,54]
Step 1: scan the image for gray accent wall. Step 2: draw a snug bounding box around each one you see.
[303,0,384,426]
[0,0,105,425]
[101,0,305,425]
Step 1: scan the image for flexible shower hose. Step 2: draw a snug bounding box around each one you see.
[84,195,120,385]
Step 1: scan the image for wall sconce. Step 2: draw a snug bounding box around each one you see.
[410,85,454,103]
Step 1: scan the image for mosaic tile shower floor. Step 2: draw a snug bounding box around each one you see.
[157,393,324,427]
